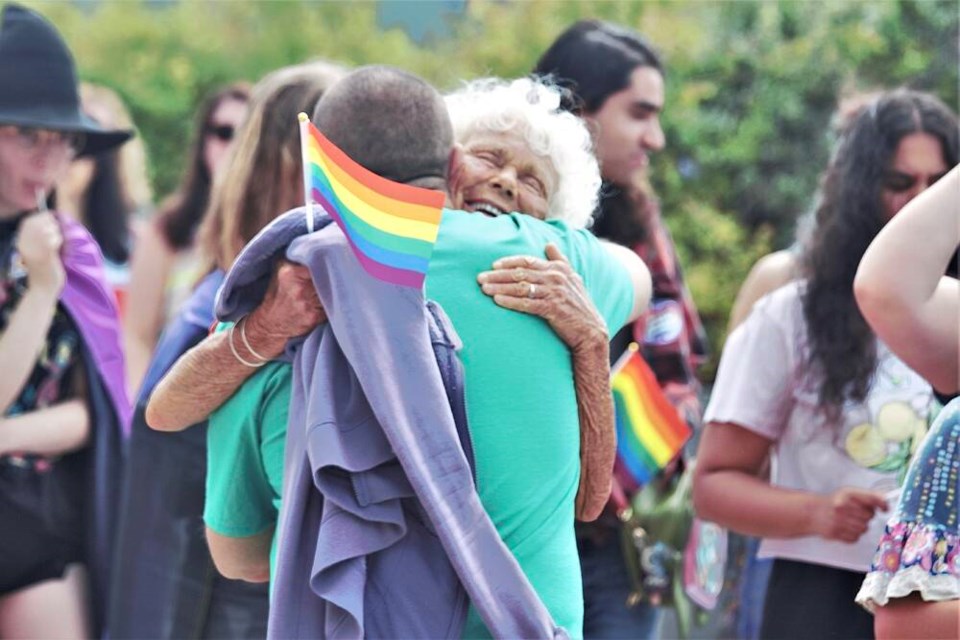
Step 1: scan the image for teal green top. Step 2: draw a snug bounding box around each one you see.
[429,210,633,638]
[203,210,633,636]
[204,353,291,587]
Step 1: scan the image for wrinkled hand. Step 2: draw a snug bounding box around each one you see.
[477,243,608,354]
[478,244,615,521]
[16,212,65,294]
[245,260,327,358]
[811,487,888,543]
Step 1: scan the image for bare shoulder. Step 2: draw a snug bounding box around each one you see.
[729,250,801,330]
[745,250,800,299]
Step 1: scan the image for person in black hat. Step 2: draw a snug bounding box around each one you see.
[0,3,132,638]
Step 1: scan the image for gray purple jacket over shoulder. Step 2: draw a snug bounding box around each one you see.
[215,208,567,639]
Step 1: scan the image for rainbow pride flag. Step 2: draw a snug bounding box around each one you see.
[612,343,692,485]
[298,113,445,288]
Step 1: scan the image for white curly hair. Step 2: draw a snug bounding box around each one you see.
[445,77,600,228]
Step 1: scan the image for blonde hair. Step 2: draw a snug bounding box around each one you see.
[445,77,601,228]
[199,60,346,272]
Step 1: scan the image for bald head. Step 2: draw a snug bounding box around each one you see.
[312,66,453,185]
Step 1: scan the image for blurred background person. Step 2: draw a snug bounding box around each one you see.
[108,59,345,640]
[124,82,250,395]
[725,92,884,640]
[534,19,708,639]
[728,91,883,332]
[58,82,153,319]
[694,89,957,640]
[854,165,958,640]
[0,4,132,637]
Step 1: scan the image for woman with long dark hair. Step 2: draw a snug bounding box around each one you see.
[534,20,708,639]
[59,83,152,318]
[693,89,958,639]
[124,82,250,393]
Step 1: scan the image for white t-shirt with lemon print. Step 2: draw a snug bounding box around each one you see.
[705,281,934,573]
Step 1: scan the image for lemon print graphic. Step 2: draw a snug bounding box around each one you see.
[876,402,923,442]
[844,401,927,480]
[845,423,886,467]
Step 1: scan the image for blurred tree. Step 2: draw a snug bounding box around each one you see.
[32,0,956,374]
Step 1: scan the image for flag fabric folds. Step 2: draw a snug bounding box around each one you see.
[298,113,445,288]
[612,343,692,485]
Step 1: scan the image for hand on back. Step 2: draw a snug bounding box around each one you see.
[246,260,327,357]
[477,243,608,353]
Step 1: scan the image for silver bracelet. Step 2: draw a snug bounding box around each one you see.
[229,323,266,368]
[239,315,270,362]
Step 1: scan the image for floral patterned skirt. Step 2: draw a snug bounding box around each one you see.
[856,398,960,611]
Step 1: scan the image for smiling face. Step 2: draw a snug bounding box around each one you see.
[0,126,79,217]
[585,65,665,187]
[450,129,558,220]
[880,132,948,222]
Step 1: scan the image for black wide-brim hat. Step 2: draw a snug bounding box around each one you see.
[0,3,132,157]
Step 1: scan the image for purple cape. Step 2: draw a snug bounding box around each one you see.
[58,214,130,637]
[59,215,131,432]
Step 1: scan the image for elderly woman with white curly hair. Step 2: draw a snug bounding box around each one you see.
[445,77,601,228]
[444,77,637,520]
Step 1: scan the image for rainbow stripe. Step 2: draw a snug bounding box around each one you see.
[299,114,445,288]
[612,344,692,485]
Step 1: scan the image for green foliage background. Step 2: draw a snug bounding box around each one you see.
[32,0,957,376]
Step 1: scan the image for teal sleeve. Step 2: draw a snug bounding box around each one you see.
[204,361,291,537]
[561,228,634,334]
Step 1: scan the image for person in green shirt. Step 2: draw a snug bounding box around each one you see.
[153,68,650,637]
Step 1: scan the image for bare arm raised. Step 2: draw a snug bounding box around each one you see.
[0,212,65,413]
[854,165,960,394]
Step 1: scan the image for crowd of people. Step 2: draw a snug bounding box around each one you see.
[0,3,956,639]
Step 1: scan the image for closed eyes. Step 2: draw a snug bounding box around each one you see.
[883,170,948,193]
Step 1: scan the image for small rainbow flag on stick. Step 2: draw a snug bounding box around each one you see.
[612,343,692,485]
[298,113,445,288]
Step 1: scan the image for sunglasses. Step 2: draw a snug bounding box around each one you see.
[882,170,947,194]
[205,124,235,142]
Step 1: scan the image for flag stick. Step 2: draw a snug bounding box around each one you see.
[611,341,640,377]
[298,112,314,233]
